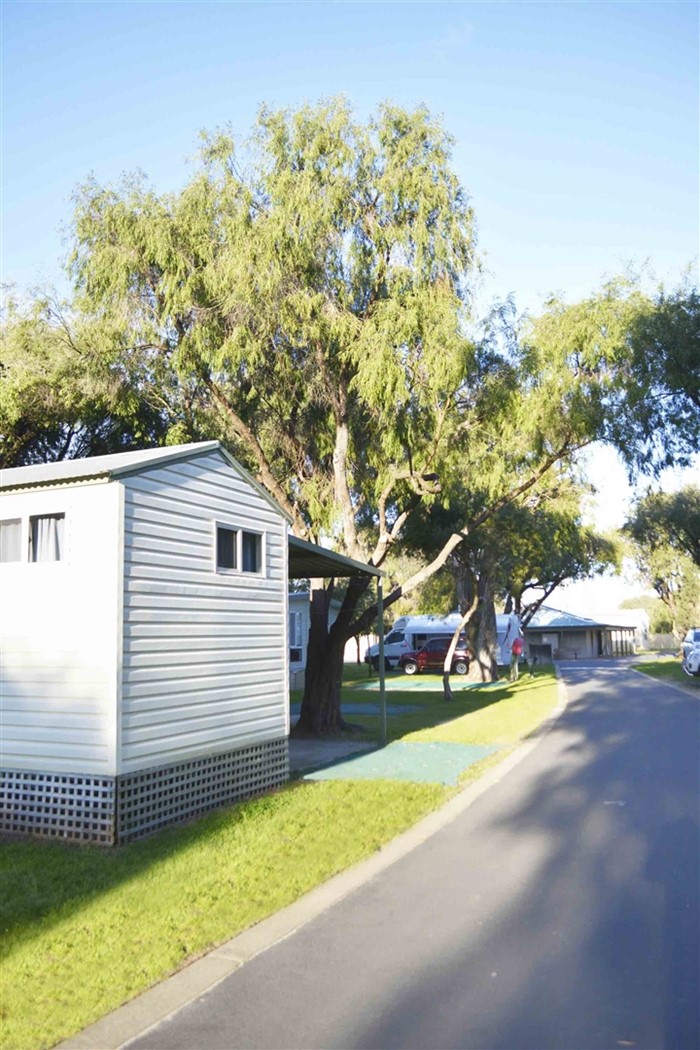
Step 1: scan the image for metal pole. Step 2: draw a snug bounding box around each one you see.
[377,576,386,747]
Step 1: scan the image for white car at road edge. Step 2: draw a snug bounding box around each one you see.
[682,642,700,677]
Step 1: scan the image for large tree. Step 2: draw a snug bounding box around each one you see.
[6,102,697,733]
[528,276,700,476]
[398,473,620,684]
[625,485,700,568]
[624,485,700,641]
[64,100,597,732]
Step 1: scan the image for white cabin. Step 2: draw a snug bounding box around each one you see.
[288,591,342,688]
[0,442,290,844]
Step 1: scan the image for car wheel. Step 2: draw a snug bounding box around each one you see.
[454,659,469,676]
[403,660,419,676]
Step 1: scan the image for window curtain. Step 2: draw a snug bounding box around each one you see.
[31,515,64,562]
[0,520,21,562]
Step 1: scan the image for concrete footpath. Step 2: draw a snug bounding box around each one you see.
[58,678,570,1050]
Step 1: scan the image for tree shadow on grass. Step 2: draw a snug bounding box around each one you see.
[0,777,325,959]
[344,673,557,745]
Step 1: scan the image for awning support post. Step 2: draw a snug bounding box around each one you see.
[378,576,386,747]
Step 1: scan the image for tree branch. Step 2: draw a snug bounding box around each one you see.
[206,379,308,535]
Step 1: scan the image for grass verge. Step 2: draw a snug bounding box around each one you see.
[634,656,700,691]
[1,671,558,1050]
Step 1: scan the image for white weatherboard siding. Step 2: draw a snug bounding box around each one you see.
[120,452,288,773]
[0,484,121,774]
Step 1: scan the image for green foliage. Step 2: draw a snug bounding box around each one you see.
[625,485,700,567]
[625,484,700,639]
[67,99,479,545]
[630,544,700,640]
[0,293,167,466]
[399,468,620,622]
[5,100,696,725]
[527,275,700,475]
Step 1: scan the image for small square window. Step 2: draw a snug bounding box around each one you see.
[216,524,264,574]
[29,514,65,562]
[0,519,21,563]
[216,526,238,570]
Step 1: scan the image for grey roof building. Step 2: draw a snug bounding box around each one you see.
[524,606,636,660]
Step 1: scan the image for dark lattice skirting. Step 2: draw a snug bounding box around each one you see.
[0,738,289,846]
[117,739,289,843]
[0,770,116,844]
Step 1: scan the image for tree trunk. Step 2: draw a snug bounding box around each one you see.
[294,634,348,735]
[441,593,479,702]
[293,576,370,736]
[466,580,499,682]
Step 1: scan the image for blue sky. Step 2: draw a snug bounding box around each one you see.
[3,0,698,310]
[1,0,698,607]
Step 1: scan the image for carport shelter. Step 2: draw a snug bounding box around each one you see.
[524,606,636,660]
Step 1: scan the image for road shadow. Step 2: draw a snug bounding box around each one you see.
[350,666,700,1049]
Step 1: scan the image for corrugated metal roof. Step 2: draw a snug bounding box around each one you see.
[288,536,382,579]
[0,442,220,490]
[526,605,633,631]
[0,440,293,524]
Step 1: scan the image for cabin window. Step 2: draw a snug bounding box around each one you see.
[289,610,303,662]
[216,526,238,570]
[216,524,264,575]
[0,519,22,563]
[242,531,262,573]
[29,514,65,562]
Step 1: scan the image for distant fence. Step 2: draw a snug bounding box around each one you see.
[649,633,677,651]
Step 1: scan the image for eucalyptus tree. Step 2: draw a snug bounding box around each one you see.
[68,100,576,732]
[52,102,697,733]
[0,292,167,467]
[528,276,700,476]
[398,473,619,688]
[628,545,700,642]
[624,485,700,641]
[625,485,700,568]
[500,505,621,625]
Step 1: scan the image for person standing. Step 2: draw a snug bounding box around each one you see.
[510,635,524,682]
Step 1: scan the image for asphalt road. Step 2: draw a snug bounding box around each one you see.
[129,662,700,1050]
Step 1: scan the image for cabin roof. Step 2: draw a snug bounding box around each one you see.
[1,445,384,579]
[288,536,382,579]
[0,442,291,522]
[0,442,220,490]
[525,605,633,632]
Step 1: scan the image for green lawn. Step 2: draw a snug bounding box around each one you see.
[635,656,700,691]
[1,669,558,1050]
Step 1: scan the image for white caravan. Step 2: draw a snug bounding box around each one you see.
[365,613,464,669]
[365,611,523,670]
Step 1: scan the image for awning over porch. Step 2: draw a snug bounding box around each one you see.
[288,535,383,580]
[287,536,388,745]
